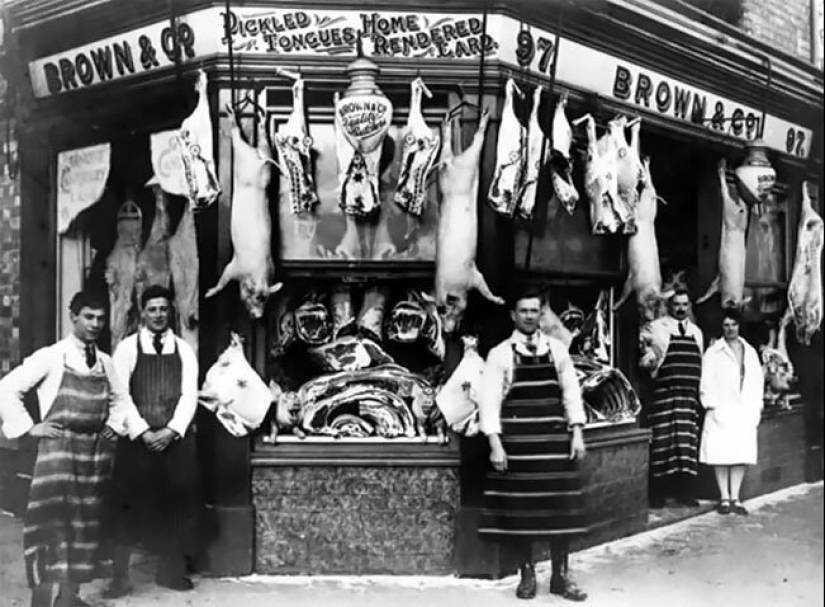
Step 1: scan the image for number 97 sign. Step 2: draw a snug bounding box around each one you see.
[515,29,557,75]
[786,128,809,158]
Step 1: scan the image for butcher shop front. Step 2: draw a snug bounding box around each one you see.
[6,0,823,579]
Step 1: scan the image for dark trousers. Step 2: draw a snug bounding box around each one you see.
[513,538,571,577]
[650,471,696,502]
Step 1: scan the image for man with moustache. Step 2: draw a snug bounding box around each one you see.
[0,291,145,607]
[105,285,201,596]
[478,287,588,601]
[644,288,705,508]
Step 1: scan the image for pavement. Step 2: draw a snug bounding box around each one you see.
[0,482,822,607]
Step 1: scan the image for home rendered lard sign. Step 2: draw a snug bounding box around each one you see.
[28,7,813,159]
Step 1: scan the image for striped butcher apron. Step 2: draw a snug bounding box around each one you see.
[108,338,201,557]
[647,331,703,478]
[478,346,586,540]
[23,362,115,587]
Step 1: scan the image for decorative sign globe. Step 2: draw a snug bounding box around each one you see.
[734,141,776,207]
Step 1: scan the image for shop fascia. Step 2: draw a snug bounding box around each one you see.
[27,6,813,160]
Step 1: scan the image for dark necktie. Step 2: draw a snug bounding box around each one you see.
[153,332,164,354]
[84,343,96,369]
[679,321,686,337]
[526,336,538,354]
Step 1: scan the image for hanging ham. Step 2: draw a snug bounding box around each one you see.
[272,76,319,214]
[168,197,199,357]
[697,159,749,309]
[205,105,282,319]
[577,114,622,234]
[395,77,441,217]
[614,157,668,318]
[488,79,527,217]
[549,90,579,215]
[518,85,546,220]
[787,181,824,345]
[436,109,504,334]
[134,183,172,306]
[175,69,220,210]
[105,197,142,349]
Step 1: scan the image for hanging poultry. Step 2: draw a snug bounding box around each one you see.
[549,90,579,215]
[436,108,505,333]
[272,75,319,214]
[488,78,527,217]
[787,181,823,345]
[175,69,221,210]
[697,159,749,309]
[205,105,282,319]
[395,77,441,217]
[517,84,546,220]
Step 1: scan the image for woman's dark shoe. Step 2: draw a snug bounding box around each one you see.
[731,501,749,516]
[717,499,731,515]
[550,576,588,602]
[515,564,537,599]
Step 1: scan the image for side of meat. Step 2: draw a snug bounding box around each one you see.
[419,291,446,360]
[331,284,357,338]
[105,198,142,350]
[613,116,644,234]
[273,77,319,214]
[205,106,282,319]
[134,184,172,306]
[488,79,527,217]
[168,199,199,357]
[436,109,504,333]
[550,90,579,215]
[539,301,574,350]
[388,290,428,344]
[697,159,749,308]
[357,286,391,342]
[198,332,275,432]
[571,290,611,364]
[294,293,332,345]
[614,156,665,317]
[518,85,546,219]
[580,114,622,234]
[572,355,641,422]
[761,309,795,409]
[395,77,441,216]
[308,336,393,372]
[787,182,824,345]
[435,335,484,427]
[176,69,220,210]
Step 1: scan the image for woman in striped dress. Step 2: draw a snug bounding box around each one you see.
[478,289,588,601]
[0,292,144,607]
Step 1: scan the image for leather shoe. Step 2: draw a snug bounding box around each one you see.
[515,564,537,599]
[731,501,749,516]
[717,499,731,515]
[550,576,588,602]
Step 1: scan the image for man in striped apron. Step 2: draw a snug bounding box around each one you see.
[478,288,588,601]
[644,289,704,508]
[106,285,201,596]
[0,291,145,607]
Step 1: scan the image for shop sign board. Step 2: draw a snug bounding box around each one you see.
[28,7,813,159]
[149,130,186,196]
[814,0,824,70]
[56,143,111,233]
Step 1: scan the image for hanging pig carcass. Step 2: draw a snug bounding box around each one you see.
[577,114,622,234]
[105,197,142,349]
[205,105,283,319]
[134,183,172,306]
[697,159,749,309]
[787,181,824,345]
[168,193,199,357]
[436,108,505,333]
[613,116,644,234]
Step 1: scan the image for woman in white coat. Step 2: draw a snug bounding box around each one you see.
[699,307,764,515]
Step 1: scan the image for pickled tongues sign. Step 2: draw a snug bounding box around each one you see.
[57,144,111,233]
[222,9,498,58]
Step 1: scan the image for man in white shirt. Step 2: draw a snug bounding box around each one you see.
[643,289,704,508]
[105,285,201,597]
[0,290,144,607]
[478,287,588,602]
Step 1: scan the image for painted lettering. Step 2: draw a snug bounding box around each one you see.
[612,66,632,101]
[112,41,135,76]
[673,87,691,119]
[655,81,671,113]
[44,63,63,95]
[690,94,707,124]
[139,35,159,70]
[730,108,744,136]
[635,73,652,107]
[89,47,113,81]
[59,58,78,90]
[75,54,94,85]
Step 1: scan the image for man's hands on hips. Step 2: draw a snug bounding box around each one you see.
[569,425,586,461]
[101,425,119,442]
[141,428,177,452]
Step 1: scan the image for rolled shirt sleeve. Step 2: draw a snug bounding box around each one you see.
[478,344,510,436]
[548,340,586,427]
[0,347,51,439]
[166,338,199,438]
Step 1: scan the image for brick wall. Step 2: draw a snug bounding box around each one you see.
[741,0,813,61]
[0,121,20,379]
[252,465,460,575]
